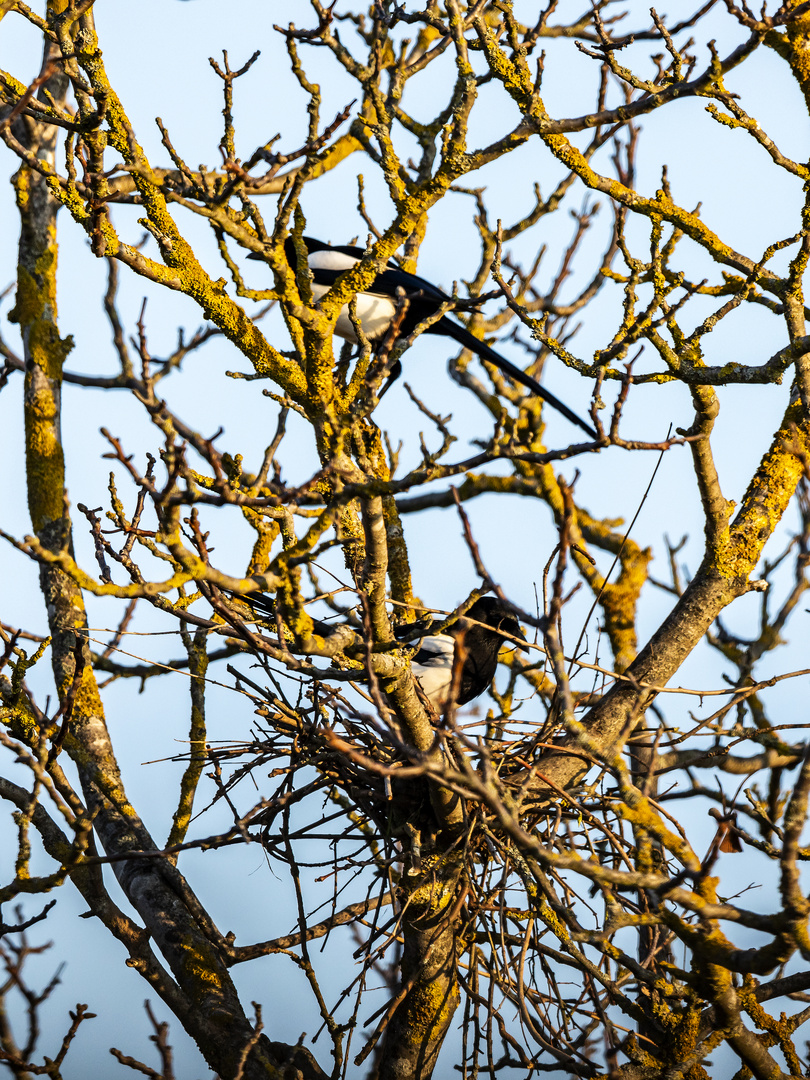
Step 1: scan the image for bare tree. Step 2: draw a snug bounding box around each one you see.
[2,2,810,1078]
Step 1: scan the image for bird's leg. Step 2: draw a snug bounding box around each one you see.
[335,338,353,390]
[377,358,403,398]
[364,343,399,395]
[367,288,410,400]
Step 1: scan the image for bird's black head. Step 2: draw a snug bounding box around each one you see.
[463,597,529,649]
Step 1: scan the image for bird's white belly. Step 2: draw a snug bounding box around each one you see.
[410,634,456,709]
[411,664,452,708]
[311,282,396,343]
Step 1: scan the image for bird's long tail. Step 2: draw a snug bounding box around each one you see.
[437,317,597,439]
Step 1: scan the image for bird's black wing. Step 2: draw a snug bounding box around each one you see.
[393,615,437,642]
[371,266,450,303]
[217,589,276,621]
[455,651,494,706]
[302,264,447,303]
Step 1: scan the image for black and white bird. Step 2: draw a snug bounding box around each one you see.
[223,590,528,712]
[399,597,529,711]
[249,236,597,439]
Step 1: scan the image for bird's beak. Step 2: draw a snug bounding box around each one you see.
[505,626,530,651]
[246,250,266,261]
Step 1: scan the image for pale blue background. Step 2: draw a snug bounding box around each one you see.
[0,2,807,1075]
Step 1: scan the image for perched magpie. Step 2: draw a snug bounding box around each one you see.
[222,590,527,711]
[249,236,597,439]
[399,597,529,710]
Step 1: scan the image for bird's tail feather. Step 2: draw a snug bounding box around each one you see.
[437,318,597,439]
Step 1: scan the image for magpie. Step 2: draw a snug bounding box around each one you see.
[222,590,527,711]
[248,236,597,439]
[399,597,529,710]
